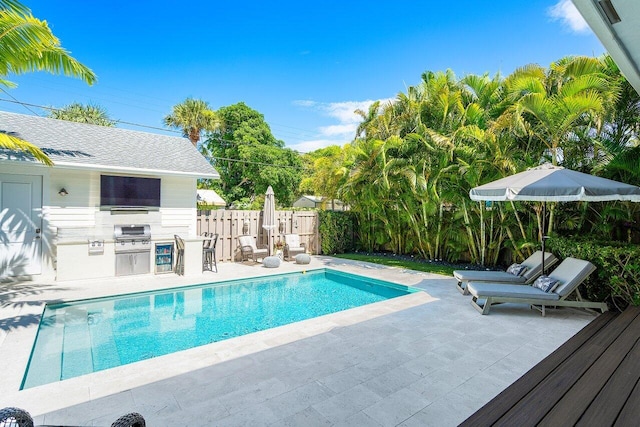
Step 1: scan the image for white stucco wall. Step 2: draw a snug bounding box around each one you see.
[1,162,200,281]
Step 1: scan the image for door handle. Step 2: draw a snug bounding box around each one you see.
[35,228,41,239]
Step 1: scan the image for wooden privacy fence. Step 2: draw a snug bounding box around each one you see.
[197,210,319,263]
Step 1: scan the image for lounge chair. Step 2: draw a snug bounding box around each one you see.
[466,257,608,316]
[283,233,306,261]
[238,235,268,262]
[453,251,558,295]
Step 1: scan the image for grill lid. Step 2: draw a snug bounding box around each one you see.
[114,224,151,240]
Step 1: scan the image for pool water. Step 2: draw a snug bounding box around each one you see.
[22,269,415,389]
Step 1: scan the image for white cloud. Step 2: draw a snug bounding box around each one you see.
[319,123,358,136]
[288,139,349,153]
[548,0,590,33]
[290,98,393,152]
[292,100,317,107]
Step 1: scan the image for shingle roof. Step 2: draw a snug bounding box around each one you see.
[0,111,219,178]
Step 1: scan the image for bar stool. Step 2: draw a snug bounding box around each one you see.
[202,232,218,272]
[174,235,185,275]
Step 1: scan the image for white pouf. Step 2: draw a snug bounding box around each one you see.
[295,253,311,265]
[263,256,281,268]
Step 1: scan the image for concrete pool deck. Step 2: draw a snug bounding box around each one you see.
[0,256,596,426]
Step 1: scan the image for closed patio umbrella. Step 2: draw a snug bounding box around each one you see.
[470,163,640,272]
[262,186,277,255]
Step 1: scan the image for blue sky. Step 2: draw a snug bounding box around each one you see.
[2,0,604,153]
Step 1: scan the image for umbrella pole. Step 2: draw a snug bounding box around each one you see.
[541,201,546,275]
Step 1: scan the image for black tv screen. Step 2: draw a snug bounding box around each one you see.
[100,175,161,207]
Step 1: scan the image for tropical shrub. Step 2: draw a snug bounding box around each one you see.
[547,236,640,309]
[318,211,356,254]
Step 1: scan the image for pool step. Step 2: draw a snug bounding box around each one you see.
[61,307,93,380]
[88,310,121,372]
[21,312,64,389]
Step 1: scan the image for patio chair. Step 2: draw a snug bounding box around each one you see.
[174,235,185,275]
[202,232,218,273]
[0,407,146,427]
[453,251,558,295]
[238,235,268,262]
[283,233,306,261]
[466,257,608,316]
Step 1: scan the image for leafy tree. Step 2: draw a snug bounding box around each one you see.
[47,102,115,126]
[164,97,218,147]
[0,0,96,164]
[203,102,302,206]
[300,145,351,209]
[500,57,609,166]
[338,55,628,266]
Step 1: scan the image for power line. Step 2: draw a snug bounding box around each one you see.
[207,156,307,171]
[6,76,324,141]
[0,97,315,169]
[0,97,340,154]
[0,88,41,116]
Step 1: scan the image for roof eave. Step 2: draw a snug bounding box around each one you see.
[0,158,220,179]
[572,0,640,94]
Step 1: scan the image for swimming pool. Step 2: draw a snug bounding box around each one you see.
[22,269,416,389]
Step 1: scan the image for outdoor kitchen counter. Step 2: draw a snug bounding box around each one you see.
[55,234,207,281]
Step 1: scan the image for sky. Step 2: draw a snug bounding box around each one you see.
[2,0,605,153]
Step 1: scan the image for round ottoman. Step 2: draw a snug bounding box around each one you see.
[263,256,281,268]
[295,253,311,265]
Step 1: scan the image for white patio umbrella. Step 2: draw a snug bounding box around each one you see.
[262,186,277,255]
[470,163,640,272]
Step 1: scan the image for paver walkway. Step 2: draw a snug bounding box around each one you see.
[461,306,639,426]
[0,257,597,426]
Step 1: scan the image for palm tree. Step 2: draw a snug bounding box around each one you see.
[47,102,115,126]
[0,0,97,165]
[498,57,612,236]
[163,98,218,147]
[500,57,609,166]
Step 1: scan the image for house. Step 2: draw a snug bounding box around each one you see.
[572,0,640,94]
[292,195,348,211]
[0,111,219,281]
[197,189,226,207]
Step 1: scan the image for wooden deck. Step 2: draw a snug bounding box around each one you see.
[461,306,640,426]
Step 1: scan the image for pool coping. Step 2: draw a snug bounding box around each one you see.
[21,267,425,391]
[0,256,596,425]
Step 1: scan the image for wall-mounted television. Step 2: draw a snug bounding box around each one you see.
[100,175,161,208]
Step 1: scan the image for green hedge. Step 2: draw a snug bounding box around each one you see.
[546,237,640,308]
[318,211,356,254]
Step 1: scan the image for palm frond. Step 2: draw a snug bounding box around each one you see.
[0,132,53,165]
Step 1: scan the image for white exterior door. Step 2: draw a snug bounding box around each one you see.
[0,174,43,276]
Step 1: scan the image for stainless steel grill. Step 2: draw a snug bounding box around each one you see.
[114,224,151,275]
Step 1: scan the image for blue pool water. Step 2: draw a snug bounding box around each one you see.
[22,269,415,389]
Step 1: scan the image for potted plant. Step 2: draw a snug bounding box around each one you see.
[274,239,285,259]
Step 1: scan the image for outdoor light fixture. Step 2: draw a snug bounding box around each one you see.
[58,188,68,196]
[598,0,621,24]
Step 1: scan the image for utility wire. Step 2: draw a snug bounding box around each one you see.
[207,156,307,171]
[0,89,41,116]
[3,77,323,141]
[0,97,316,170]
[0,97,334,149]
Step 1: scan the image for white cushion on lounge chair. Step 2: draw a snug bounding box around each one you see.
[466,257,605,316]
[454,251,557,284]
[454,270,529,284]
[467,282,560,300]
[453,251,559,295]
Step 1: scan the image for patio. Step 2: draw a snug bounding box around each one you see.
[0,257,596,426]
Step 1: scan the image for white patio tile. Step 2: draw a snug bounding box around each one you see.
[0,256,595,425]
[362,387,431,426]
